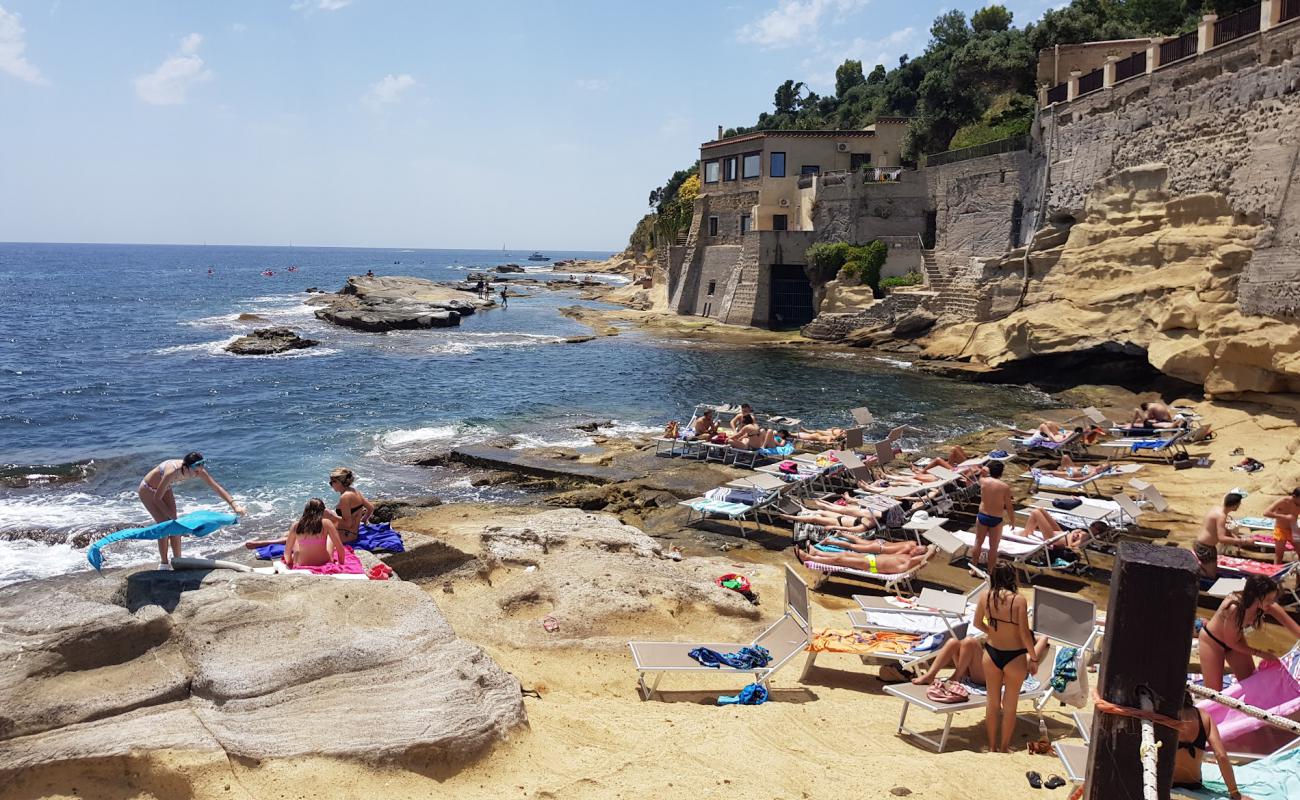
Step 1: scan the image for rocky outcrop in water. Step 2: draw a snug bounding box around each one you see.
[922,165,1300,398]
[225,327,319,355]
[0,567,526,771]
[310,275,490,332]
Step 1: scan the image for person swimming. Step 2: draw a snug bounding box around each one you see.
[138,452,245,570]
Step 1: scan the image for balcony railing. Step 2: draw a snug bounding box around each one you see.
[1114,49,1147,83]
[1160,30,1198,65]
[1046,82,1068,104]
[1077,67,1104,95]
[1285,0,1300,23]
[926,134,1028,167]
[1214,4,1261,46]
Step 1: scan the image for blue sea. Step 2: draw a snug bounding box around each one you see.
[0,242,1052,585]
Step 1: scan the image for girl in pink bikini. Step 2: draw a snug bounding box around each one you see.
[137,451,245,569]
[282,498,346,569]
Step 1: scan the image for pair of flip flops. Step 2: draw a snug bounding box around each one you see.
[1026,772,1066,790]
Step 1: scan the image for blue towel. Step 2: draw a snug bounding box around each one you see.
[255,521,406,560]
[87,510,239,571]
[717,683,769,705]
[688,645,772,670]
[1050,646,1079,692]
[1183,743,1300,800]
[989,450,1009,458]
[1130,439,1165,453]
[757,443,795,457]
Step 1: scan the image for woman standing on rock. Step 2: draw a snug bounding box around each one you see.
[138,452,244,569]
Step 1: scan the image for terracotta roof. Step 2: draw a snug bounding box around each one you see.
[701,129,878,149]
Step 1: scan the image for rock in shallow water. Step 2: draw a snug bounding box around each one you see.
[225,327,319,355]
[311,275,493,332]
[0,568,526,770]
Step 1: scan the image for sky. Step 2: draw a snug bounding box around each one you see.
[0,0,1059,250]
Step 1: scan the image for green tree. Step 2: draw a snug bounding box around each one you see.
[971,4,1014,33]
[835,59,866,97]
[866,63,887,85]
[929,9,970,49]
[774,79,805,115]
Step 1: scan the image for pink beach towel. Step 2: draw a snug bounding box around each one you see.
[287,546,365,575]
[1198,644,1300,743]
[1217,555,1292,578]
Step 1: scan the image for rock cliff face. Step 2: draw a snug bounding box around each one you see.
[0,568,526,772]
[922,165,1300,397]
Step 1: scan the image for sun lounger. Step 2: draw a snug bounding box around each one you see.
[1096,428,1194,463]
[1127,479,1169,512]
[680,482,786,536]
[850,406,874,426]
[628,565,811,700]
[883,646,1057,752]
[799,544,936,596]
[1011,429,1086,459]
[949,527,1080,575]
[1025,467,1116,498]
[1054,741,1088,785]
[849,587,971,636]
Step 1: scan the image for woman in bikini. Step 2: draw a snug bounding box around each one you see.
[327,467,373,544]
[775,506,875,534]
[912,633,1050,687]
[795,425,847,444]
[137,451,245,569]
[730,415,764,450]
[1198,574,1300,691]
[794,543,936,575]
[283,498,346,568]
[1173,691,1253,799]
[1018,507,1107,550]
[800,529,928,557]
[973,561,1038,753]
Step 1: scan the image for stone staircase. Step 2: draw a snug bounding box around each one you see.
[801,290,936,341]
[921,249,946,292]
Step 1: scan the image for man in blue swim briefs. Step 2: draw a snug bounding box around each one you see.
[972,461,1015,576]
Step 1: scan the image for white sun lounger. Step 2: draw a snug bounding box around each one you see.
[850,406,874,426]
[1025,467,1116,498]
[800,545,935,596]
[1095,429,1190,463]
[628,565,811,700]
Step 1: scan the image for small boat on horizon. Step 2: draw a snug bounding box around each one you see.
[527,251,551,262]
[261,270,275,277]
[287,265,298,272]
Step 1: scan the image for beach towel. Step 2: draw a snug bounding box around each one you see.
[1239,517,1275,530]
[717,683,768,706]
[87,510,239,570]
[1050,646,1088,707]
[1217,555,1292,579]
[1129,438,1166,453]
[1180,744,1300,800]
[255,522,406,560]
[960,675,1041,696]
[288,546,365,575]
[806,629,919,655]
[688,645,772,670]
[1197,644,1300,743]
[757,443,795,457]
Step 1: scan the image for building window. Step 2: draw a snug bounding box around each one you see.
[850,153,872,171]
[723,156,737,182]
[740,215,751,234]
[704,161,719,183]
[770,152,786,177]
[707,280,716,296]
[800,165,820,176]
[708,216,719,236]
[742,152,761,179]
[772,214,788,231]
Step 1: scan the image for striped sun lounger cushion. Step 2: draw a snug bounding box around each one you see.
[685,499,752,517]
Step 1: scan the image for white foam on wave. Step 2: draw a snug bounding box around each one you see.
[0,539,97,586]
[154,336,338,359]
[426,332,564,356]
[509,432,595,450]
[0,491,140,535]
[604,420,661,438]
[370,422,499,455]
[873,356,915,369]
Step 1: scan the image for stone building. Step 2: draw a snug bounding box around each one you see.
[666,123,919,329]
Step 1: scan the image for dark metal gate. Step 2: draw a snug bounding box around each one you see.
[769,264,814,329]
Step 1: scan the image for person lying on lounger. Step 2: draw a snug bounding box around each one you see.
[803,530,928,557]
[776,507,876,534]
[794,543,936,575]
[795,425,848,444]
[854,477,945,504]
[1036,455,1110,480]
[1019,508,1108,550]
[911,634,1049,687]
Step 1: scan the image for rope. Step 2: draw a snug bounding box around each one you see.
[1138,692,1159,800]
[1091,689,1183,729]
[1186,681,1300,736]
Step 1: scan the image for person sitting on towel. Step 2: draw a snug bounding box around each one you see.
[327,467,374,544]
[794,543,936,576]
[138,451,245,570]
[283,498,347,569]
[1173,690,1255,799]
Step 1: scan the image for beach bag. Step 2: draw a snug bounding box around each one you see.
[663,420,679,439]
[1053,498,1083,510]
[779,460,798,475]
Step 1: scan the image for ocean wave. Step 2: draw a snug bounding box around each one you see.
[604,420,661,437]
[370,422,499,455]
[508,432,595,450]
[872,356,915,369]
[154,336,338,359]
[426,332,564,356]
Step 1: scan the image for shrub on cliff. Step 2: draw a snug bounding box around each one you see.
[807,240,889,296]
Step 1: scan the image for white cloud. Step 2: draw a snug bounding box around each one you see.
[364,73,415,107]
[574,78,608,92]
[291,0,352,12]
[134,33,212,105]
[737,0,869,49]
[231,22,248,33]
[0,5,47,85]
[801,26,921,90]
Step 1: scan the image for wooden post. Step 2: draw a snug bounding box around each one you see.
[1084,542,1199,800]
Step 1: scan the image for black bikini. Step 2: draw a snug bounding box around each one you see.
[1172,711,1209,790]
[984,596,1029,670]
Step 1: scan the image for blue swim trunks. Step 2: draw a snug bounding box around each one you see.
[976,512,1003,528]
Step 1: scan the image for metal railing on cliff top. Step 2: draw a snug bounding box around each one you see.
[925,135,1028,168]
